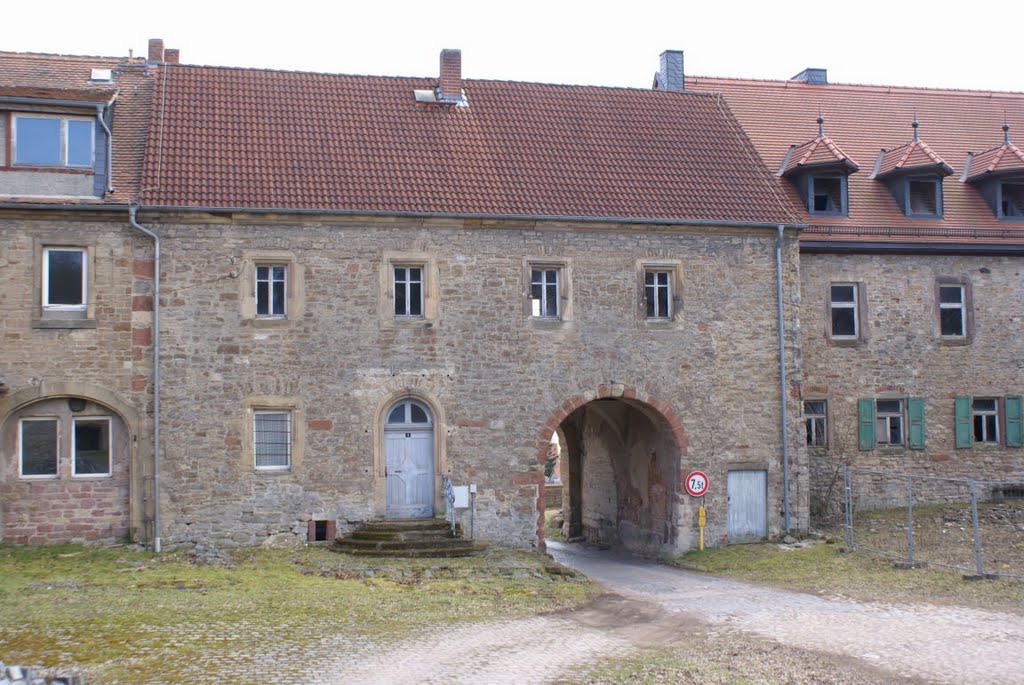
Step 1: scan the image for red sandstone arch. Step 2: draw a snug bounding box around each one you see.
[534,385,689,550]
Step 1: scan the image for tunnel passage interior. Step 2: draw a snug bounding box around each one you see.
[558,398,678,556]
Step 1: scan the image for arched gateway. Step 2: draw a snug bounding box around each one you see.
[539,388,687,555]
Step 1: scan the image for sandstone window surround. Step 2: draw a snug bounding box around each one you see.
[935,279,972,345]
[33,241,96,329]
[379,251,439,329]
[827,282,866,345]
[524,258,572,325]
[858,397,925,450]
[239,251,304,328]
[954,395,1023,448]
[803,399,828,449]
[12,113,95,168]
[242,396,305,474]
[637,260,684,328]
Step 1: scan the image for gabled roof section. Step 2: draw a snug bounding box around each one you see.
[138,63,799,225]
[780,134,859,176]
[0,51,154,204]
[874,138,953,179]
[965,134,1024,182]
[686,73,1024,238]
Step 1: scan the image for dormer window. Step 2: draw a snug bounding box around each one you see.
[1000,181,1024,218]
[811,176,846,214]
[13,114,94,168]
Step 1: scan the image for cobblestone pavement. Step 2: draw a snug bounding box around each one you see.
[548,541,1024,685]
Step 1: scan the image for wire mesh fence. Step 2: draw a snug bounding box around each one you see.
[810,455,1024,579]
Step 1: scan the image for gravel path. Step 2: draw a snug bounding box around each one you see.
[548,541,1024,685]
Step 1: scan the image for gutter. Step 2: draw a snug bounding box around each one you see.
[775,224,791,531]
[96,105,114,194]
[800,241,1024,256]
[128,205,161,553]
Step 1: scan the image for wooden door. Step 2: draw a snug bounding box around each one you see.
[727,469,767,542]
[385,429,434,518]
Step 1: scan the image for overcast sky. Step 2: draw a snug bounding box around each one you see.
[6,1,1023,92]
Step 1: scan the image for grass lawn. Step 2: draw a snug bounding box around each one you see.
[0,543,591,683]
[667,537,1024,613]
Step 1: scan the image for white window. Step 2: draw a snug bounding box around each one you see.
[644,270,671,320]
[531,268,560,319]
[972,399,999,444]
[256,264,287,318]
[393,265,424,318]
[72,417,111,477]
[939,285,965,337]
[43,248,87,311]
[19,418,59,478]
[804,400,827,448]
[876,399,904,445]
[13,115,94,168]
[829,283,858,339]
[254,411,292,470]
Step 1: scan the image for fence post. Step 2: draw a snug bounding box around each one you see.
[843,464,853,549]
[969,480,984,576]
[905,475,914,566]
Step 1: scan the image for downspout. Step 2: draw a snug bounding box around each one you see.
[776,224,791,531]
[129,205,161,552]
[96,104,114,194]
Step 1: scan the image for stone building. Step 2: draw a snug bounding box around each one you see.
[1,42,809,553]
[687,69,1024,504]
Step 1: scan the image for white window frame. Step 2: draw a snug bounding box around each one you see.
[71,416,112,478]
[255,264,288,319]
[876,399,904,446]
[972,398,999,444]
[644,269,672,320]
[804,400,828,448]
[393,264,425,318]
[938,284,965,338]
[829,283,858,339]
[12,114,95,168]
[18,417,59,479]
[253,410,292,471]
[42,247,88,311]
[530,267,561,319]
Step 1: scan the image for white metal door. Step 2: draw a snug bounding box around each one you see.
[385,429,434,518]
[727,469,767,542]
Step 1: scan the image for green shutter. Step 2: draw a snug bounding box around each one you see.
[858,398,875,451]
[1006,395,1023,448]
[954,396,973,449]
[907,397,925,449]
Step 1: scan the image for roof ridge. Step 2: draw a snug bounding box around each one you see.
[689,74,1024,99]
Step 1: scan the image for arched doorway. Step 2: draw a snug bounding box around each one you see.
[548,393,683,556]
[384,399,435,518]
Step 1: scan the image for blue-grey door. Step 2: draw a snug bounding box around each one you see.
[384,400,434,518]
[727,469,767,542]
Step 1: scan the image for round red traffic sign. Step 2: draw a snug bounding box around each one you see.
[685,471,709,497]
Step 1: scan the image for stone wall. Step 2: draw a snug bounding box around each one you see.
[149,213,807,550]
[0,212,154,543]
[801,251,1024,505]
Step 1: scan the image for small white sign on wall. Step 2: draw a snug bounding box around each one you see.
[452,485,471,509]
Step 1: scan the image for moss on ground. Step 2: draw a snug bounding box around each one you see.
[0,544,592,683]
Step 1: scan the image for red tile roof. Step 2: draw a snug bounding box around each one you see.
[138,64,800,225]
[874,139,952,179]
[781,135,859,175]
[966,141,1024,182]
[687,75,1024,242]
[0,51,153,204]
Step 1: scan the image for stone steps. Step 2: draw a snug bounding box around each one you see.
[334,518,484,558]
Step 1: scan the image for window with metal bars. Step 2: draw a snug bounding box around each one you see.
[254,411,291,469]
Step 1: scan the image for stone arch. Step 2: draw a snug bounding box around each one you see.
[0,381,150,543]
[372,387,448,518]
[535,385,688,554]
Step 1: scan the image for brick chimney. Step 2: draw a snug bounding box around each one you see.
[439,49,462,101]
[148,38,165,63]
[164,48,180,64]
[654,50,684,93]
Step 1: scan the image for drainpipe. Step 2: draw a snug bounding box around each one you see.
[96,105,114,194]
[776,224,791,532]
[129,205,161,552]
